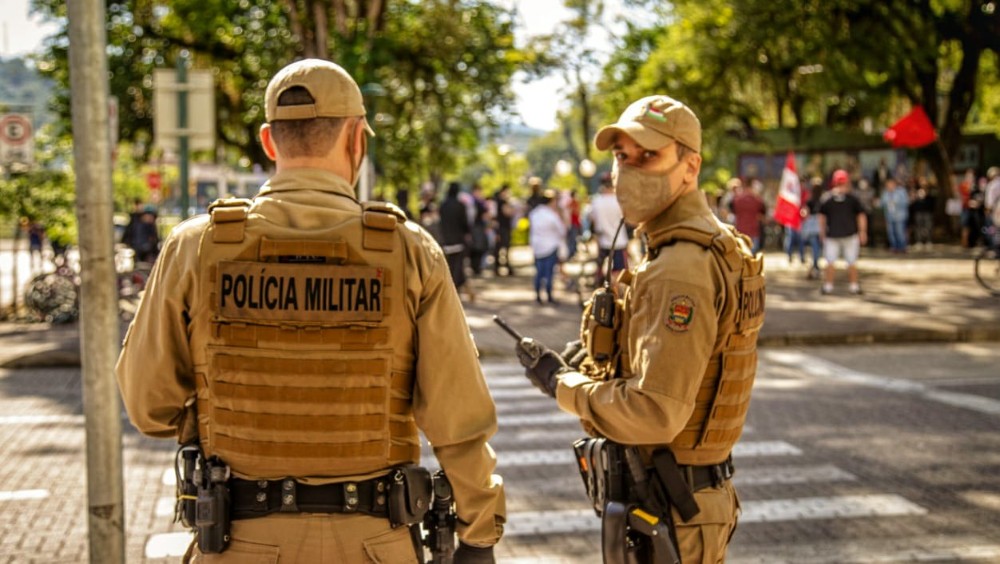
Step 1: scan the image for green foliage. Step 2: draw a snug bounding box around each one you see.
[30,0,520,189]
[594,0,999,195]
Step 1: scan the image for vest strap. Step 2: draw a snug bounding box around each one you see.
[209,198,253,243]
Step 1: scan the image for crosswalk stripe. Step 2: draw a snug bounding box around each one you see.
[0,415,82,425]
[735,464,855,486]
[741,494,927,522]
[763,350,1000,417]
[485,441,801,469]
[155,496,175,517]
[145,532,192,558]
[0,489,49,501]
[729,536,1000,564]
[503,494,926,537]
[491,387,558,400]
[498,412,581,426]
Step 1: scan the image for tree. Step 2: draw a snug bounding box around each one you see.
[30,0,520,192]
[598,0,1000,200]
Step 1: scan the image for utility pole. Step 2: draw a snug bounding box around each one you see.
[177,52,190,219]
[66,2,125,563]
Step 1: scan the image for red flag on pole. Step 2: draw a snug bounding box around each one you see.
[773,152,802,229]
[883,106,937,148]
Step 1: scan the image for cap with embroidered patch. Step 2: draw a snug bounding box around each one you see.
[594,95,701,153]
[265,59,373,134]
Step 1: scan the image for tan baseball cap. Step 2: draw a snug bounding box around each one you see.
[265,59,373,134]
[594,95,701,153]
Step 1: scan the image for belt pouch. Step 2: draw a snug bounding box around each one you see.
[388,465,432,527]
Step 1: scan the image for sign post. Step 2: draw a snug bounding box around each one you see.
[153,57,215,219]
[0,112,34,167]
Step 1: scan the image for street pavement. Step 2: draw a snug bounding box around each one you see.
[0,243,998,562]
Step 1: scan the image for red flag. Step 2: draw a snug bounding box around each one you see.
[883,106,937,148]
[773,152,802,229]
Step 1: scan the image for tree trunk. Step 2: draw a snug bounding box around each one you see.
[313,0,330,58]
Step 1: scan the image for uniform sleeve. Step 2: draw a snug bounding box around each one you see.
[115,226,199,439]
[408,231,505,546]
[556,246,719,445]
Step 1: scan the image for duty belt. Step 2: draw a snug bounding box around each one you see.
[681,456,734,493]
[229,476,390,520]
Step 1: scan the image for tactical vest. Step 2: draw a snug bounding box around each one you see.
[581,218,765,466]
[189,198,420,479]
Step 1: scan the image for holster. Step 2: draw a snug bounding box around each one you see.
[602,502,680,564]
[573,438,628,516]
[388,464,433,528]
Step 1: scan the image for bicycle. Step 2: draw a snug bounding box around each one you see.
[973,225,1000,296]
[561,234,600,308]
[23,246,154,323]
[23,252,80,324]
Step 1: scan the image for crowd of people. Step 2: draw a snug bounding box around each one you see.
[415,173,627,304]
[399,158,1000,302]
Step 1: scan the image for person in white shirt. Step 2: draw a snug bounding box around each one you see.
[528,189,568,304]
[588,174,629,286]
[986,166,1000,232]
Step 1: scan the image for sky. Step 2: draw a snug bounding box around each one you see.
[1,0,619,132]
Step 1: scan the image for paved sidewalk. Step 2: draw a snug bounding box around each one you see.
[1,244,998,368]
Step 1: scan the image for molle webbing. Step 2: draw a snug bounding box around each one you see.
[259,237,348,262]
[212,323,390,349]
[652,220,763,465]
[195,196,417,478]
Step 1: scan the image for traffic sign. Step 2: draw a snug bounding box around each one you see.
[0,113,34,166]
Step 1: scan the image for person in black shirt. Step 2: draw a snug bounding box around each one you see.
[439,182,474,300]
[491,184,515,276]
[818,169,867,295]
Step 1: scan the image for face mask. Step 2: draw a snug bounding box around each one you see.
[612,159,685,225]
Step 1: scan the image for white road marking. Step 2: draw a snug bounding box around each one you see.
[730,536,1000,563]
[763,350,1000,417]
[733,441,802,457]
[498,412,581,426]
[503,494,926,536]
[491,387,559,400]
[490,441,801,468]
[155,496,175,517]
[0,489,49,501]
[0,415,82,425]
[735,464,855,486]
[740,494,927,522]
[144,532,193,558]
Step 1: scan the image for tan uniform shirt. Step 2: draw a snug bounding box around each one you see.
[556,191,728,449]
[116,168,505,546]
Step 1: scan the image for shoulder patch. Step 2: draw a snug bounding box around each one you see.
[665,294,695,332]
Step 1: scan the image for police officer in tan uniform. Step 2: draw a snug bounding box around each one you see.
[515,95,765,563]
[117,59,504,563]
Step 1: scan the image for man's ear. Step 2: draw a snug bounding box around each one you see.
[683,152,702,183]
[350,118,367,159]
[260,123,278,161]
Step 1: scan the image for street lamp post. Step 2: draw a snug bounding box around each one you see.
[497,143,511,186]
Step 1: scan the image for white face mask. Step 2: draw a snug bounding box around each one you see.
[612,159,685,225]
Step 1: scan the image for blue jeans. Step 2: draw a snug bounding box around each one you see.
[886,219,907,251]
[784,228,805,263]
[804,233,822,269]
[534,251,559,301]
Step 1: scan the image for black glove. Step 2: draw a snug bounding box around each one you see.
[454,542,495,564]
[515,337,569,398]
[560,339,587,369]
